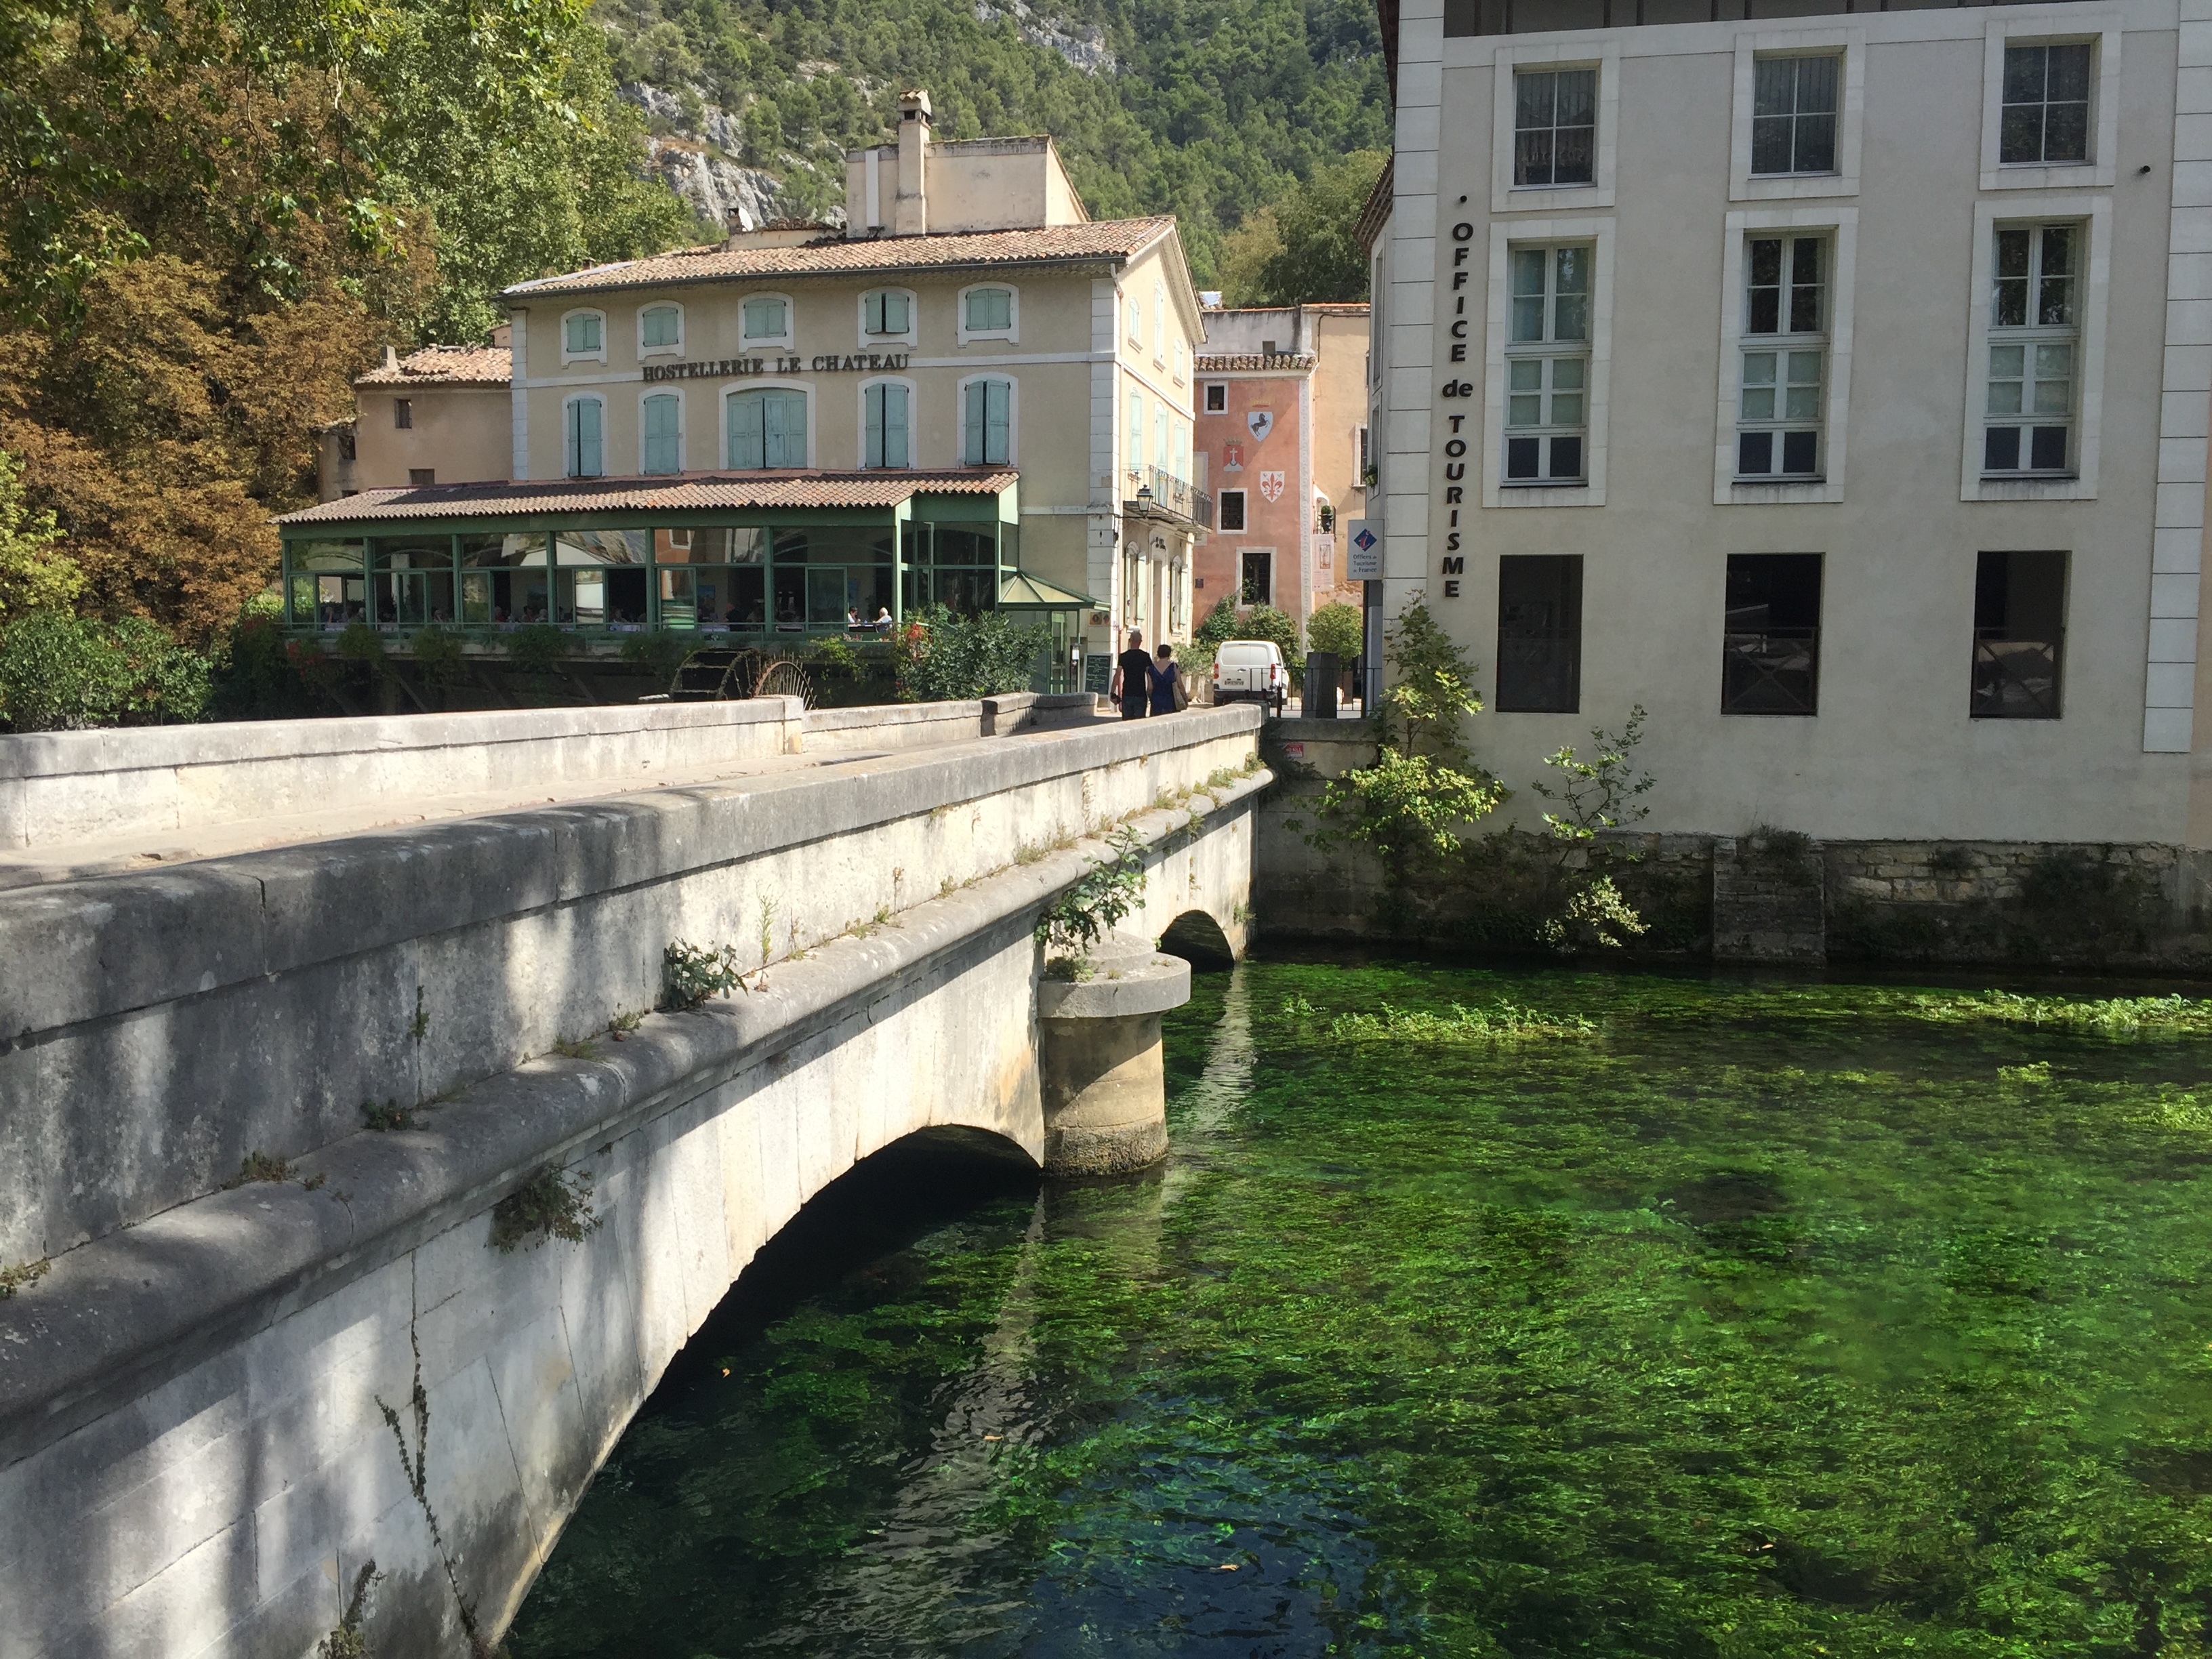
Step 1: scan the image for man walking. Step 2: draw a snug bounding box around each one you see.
[1110,628,1152,720]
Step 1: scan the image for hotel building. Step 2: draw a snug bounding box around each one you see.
[275,91,1208,690]
[1366,0,2212,844]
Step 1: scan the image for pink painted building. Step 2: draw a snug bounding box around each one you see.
[1192,302,1370,632]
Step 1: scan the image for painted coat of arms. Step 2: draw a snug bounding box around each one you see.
[1258,470,1286,503]
[1246,409,1275,443]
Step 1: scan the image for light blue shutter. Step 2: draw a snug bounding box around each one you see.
[865,383,884,466]
[985,380,1010,465]
[877,384,909,468]
[763,390,805,467]
[642,394,679,474]
[964,382,986,464]
[728,392,763,468]
[569,399,603,477]
[886,291,910,333]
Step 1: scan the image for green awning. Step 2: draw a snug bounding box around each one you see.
[998,570,1096,609]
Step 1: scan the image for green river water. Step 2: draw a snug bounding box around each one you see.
[508,956,2212,1658]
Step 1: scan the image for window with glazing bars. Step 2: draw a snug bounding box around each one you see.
[1513,68,1595,188]
[1504,244,1589,485]
[2001,43,2091,165]
[1751,55,1839,176]
[1971,550,2066,718]
[1986,223,2078,476]
[864,383,909,468]
[1738,235,1826,481]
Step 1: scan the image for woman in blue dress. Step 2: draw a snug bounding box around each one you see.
[1148,643,1184,715]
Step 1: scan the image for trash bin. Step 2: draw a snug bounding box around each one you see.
[1302,651,1339,719]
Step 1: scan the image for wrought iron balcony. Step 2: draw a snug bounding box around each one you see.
[1124,466,1213,530]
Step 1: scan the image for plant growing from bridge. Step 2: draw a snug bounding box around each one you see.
[0,1257,49,1298]
[491,1166,601,1252]
[1036,825,1148,971]
[663,940,747,1008]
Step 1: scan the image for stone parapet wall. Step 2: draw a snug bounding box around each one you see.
[0,705,1263,1267]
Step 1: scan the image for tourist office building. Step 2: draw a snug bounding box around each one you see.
[1366,0,2212,846]
[276,91,1209,690]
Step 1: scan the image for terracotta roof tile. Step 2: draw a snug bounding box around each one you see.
[354,344,512,387]
[503,218,1176,298]
[1193,353,1315,372]
[276,470,1017,526]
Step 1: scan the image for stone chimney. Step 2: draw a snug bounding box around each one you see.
[382,345,398,371]
[893,89,931,236]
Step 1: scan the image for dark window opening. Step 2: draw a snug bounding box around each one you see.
[1514,68,1597,188]
[393,398,412,430]
[409,468,435,487]
[1240,550,1273,606]
[1218,490,1247,531]
[1723,552,1822,716]
[2001,42,2092,166]
[1972,549,2066,718]
[1204,383,1227,412]
[335,429,356,462]
[1496,555,1582,713]
[1751,54,1839,177]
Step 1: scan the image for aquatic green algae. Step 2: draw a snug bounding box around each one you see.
[509,962,2212,1658]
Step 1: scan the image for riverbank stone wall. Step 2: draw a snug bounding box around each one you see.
[1255,724,2212,968]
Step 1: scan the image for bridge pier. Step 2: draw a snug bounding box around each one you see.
[1036,941,1191,1176]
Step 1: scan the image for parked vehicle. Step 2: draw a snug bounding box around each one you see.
[1212,640,1288,715]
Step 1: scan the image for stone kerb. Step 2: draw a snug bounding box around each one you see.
[0,697,807,853]
[0,705,1263,1265]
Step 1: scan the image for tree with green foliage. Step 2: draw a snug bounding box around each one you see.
[1305,601,1362,662]
[896,606,1048,701]
[592,0,1391,287]
[1219,150,1388,305]
[1378,596,1481,764]
[0,608,209,731]
[0,448,79,621]
[1235,602,1302,665]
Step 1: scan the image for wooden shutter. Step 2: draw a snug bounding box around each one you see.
[728,392,762,468]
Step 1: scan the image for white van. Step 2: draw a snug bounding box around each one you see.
[1212,640,1289,715]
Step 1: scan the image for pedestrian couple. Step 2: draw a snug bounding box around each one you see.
[1109,629,1188,720]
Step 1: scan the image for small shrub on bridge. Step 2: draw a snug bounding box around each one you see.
[1036,825,1147,969]
[0,1258,50,1299]
[490,1166,600,1252]
[663,940,746,1008]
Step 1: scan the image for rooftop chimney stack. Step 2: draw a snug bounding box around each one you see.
[893,89,931,236]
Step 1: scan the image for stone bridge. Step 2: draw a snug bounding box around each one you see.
[0,693,1267,1658]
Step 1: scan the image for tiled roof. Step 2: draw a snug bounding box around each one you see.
[354,344,512,387]
[502,218,1177,298]
[1193,353,1315,372]
[274,470,1018,526]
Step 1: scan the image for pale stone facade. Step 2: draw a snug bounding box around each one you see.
[499,91,1208,655]
[1370,0,2212,846]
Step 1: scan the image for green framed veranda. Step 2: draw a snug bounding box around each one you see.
[272,470,1090,642]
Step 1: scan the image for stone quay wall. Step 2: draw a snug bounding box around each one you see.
[1253,721,2212,968]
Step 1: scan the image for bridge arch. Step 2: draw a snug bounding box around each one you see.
[1158,907,1237,965]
